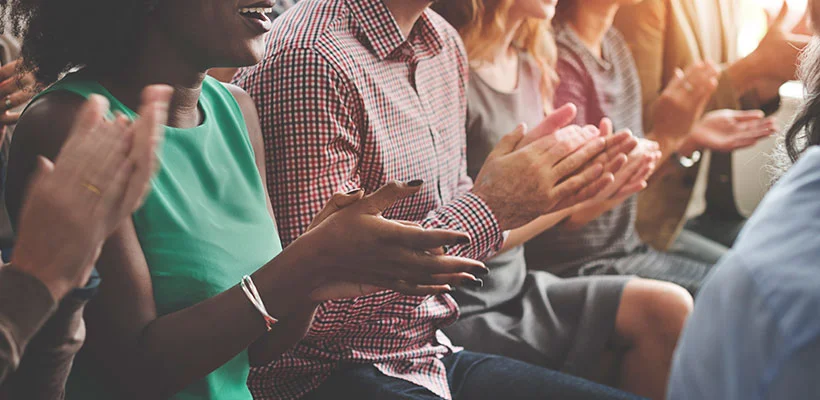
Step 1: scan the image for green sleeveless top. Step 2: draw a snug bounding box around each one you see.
[31,75,282,400]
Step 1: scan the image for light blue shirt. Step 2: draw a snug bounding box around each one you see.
[668,146,820,400]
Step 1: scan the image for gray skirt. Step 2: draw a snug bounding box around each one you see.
[443,272,632,379]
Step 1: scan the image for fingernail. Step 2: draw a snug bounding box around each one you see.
[407,179,424,187]
[462,278,484,288]
[472,267,490,277]
[455,236,471,245]
[346,188,363,195]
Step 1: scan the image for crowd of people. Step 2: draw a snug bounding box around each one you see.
[0,0,816,399]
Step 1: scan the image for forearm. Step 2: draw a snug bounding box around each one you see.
[724,56,760,102]
[0,267,57,386]
[500,209,573,253]
[419,191,505,261]
[1,296,87,400]
[105,249,318,399]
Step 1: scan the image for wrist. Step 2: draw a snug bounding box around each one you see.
[726,55,761,97]
[6,258,73,302]
[677,137,702,157]
[253,240,324,317]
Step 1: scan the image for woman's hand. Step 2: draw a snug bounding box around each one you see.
[561,120,660,229]
[687,109,777,152]
[0,59,37,126]
[652,62,719,143]
[296,181,489,302]
[10,85,172,301]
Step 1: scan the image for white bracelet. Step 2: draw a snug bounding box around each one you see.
[240,275,278,331]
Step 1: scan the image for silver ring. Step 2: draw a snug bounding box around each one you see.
[4,97,12,110]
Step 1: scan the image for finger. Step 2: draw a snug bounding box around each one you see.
[598,118,613,138]
[0,111,21,125]
[533,125,600,165]
[383,281,453,297]
[400,272,479,288]
[118,85,173,212]
[388,224,474,252]
[29,156,55,188]
[605,130,637,159]
[358,180,422,215]
[550,163,606,207]
[0,60,18,83]
[549,137,606,178]
[614,180,647,199]
[64,94,109,143]
[490,123,527,158]
[558,171,614,210]
[605,153,628,175]
[517,103,577,148]
[390,248,489,278]
[730,109,765,122]
[771,1,789,29]
[308,189,365,231]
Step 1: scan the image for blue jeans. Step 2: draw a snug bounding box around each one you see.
[305,351,644,399]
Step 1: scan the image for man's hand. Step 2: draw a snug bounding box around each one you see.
[10,86,172,301]
[472,104,613,231]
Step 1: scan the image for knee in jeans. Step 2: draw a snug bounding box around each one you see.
[617,279,693,345]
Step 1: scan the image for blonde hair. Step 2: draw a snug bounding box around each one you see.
[434,0,558,107]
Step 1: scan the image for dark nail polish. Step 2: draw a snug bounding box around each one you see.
[472,267,490,277]
[346,188,363,195]
[455,236,471,246]
[407,179,424,187]
[462,278,484,289]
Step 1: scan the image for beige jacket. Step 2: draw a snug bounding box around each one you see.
[613,0,744,249]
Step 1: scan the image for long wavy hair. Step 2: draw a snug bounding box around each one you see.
[433,0,558,107]
[778,0,820,172]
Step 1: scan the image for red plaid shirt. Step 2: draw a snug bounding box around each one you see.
[234,0,504,398]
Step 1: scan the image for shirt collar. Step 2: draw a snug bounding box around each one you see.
[346,0,444,61]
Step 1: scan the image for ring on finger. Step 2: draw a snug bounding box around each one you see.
[81,182,102,196]
[4,97,12,111]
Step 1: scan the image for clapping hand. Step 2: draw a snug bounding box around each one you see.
[0,59,37,126]
[689,109,776,152]
[10,86,172,301]
[652,62,720,142]
[300,181,489,302]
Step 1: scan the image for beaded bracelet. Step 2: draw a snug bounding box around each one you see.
[240,275,278,331]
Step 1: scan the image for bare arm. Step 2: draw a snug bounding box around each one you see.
[5,94,324,399]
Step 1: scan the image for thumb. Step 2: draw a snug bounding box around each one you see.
[771,1,789,29]
[488,123,526,160]
[33,155,55,179]
[308,189,365,230]
[598,117,613,137]
[518,103,577,149]
[66,94,108,141]
[359,180,423,215]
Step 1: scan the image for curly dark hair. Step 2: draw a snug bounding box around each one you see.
[0,0,161,84]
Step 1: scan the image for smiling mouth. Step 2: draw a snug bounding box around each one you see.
[238,7,274,19]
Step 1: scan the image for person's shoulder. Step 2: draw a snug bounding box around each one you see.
[722,146,820,334]
[265,0,354,60]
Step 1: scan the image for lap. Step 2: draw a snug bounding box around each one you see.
[442,273,631,379]
[305,351,644,400]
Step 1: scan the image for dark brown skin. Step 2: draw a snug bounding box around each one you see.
[5,1,485,398]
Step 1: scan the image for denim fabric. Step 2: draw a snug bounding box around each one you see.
[305,351,644,400]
